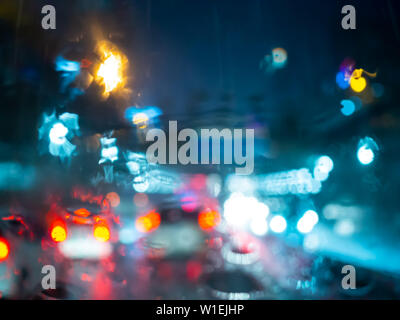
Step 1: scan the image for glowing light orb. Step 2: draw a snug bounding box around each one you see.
[357,137,378,165]
[49,122,68,145]
[0,238,10,261]
[260,48,287,73]
[94,225,111,242]
[336,71,350,89]
[350,76,367,93]
[269,215,287,233]
[97,52,124,94]
[106,192,120,207]
[51,225,67,243]
[316,156,334,174]
[340,99,356,116]
[357,145,374,165]
[136,211,161,233]
[250,218,268,236]
[198,209,221,231]
[136,216,152,233]
[133,112,149,129]
[313,155,334,182]
[223,193,269,228]
[271,48,287,68]
[297,210,319,234]
[181,195,197,213]
[349,68,377,93]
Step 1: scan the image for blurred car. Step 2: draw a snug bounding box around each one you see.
[134,190,221,258]
[0,213,37,299]
[43,188,120,261]
[117,191,223,297]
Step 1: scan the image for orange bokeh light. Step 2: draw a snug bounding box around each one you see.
[106,192,120,208]
[136,211,161,233]
[198,209,221,231]
[74,208,91,217]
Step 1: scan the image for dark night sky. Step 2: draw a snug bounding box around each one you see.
[1,0,399,146]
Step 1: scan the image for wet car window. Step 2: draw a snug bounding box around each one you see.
[0,0,400,300]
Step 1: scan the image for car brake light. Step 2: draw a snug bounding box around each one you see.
[94,225,110,242]
[0,238,10,261]
[51,225,67,243]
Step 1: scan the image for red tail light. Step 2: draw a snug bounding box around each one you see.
[0,238,10,262]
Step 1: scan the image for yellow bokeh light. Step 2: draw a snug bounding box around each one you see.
[350,76,367,93]
[350,68,376,93]
[0,239,9,261]
[95,41,128,97]
[133,112,149,129]
[94,225,110,242]
[97,53,123,94]
[51,225,67,243]
[136,216,152,233]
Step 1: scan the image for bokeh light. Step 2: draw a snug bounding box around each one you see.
[297,210,319,234]
[51,225,67,243]
[132,112,149,129]
[181,195,198,213]
[313,155,334,182]
[92,40,129,98]
[271,48,287,68]
[106,192,120,208]
[357,137,378,165]
[336,71,350,89]
[0,238,10,261]
[94,225,111,242]
[49,122,68,145]
[223,193,270,229]
[357,146,374,165]
[250,218,268,236]
[135,211,161,233]
[340,99,356,116]
[269,215,287,233]
[198,209,221,231]
[350,75,367,93]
